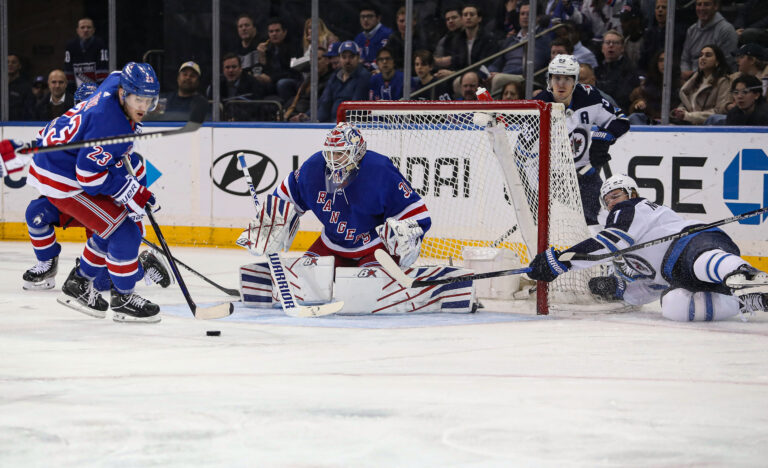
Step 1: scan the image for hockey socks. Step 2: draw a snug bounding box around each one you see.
[692,250,748,284]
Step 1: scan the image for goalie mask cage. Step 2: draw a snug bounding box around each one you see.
[338,100,604,315]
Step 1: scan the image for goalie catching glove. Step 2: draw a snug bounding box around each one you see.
[237,195,300,256]
[0,139,31,178]
[527,247,572,282]
[376,217,424,267]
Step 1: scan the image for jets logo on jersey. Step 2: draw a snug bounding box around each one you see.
[614,254,656,281]
[570,127,589,161]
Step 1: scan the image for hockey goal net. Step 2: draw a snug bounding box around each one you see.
[338,100,601,315]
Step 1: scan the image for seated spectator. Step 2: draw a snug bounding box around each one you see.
[671,44,731,124]
[7,53,35,120]
[580,62,619,108]
[236,14,260,73]
[326,42,341,71]
[354,4,393,71]
[556,21,598,70]
[640,0,686,74]
[544,0,583,25]
[489,0,521,41]
[64,17,108,91]
[627,51,680,124]
[459,70,480,100]
[31,75,47,107]
[434,6,463,75]
[387,6,428,70]
[256,17,302,105]
[501,80,524,99]
[412,49,453,100]
[318,41,371,122]
[680,0,738,82]
[596,29,640,110]
[725,74,768,125]
[620,2,645,70]
[301,17,338,53]
[729,43,767,82]
[581,0,627,39]
[369,47,405,101]
[733,0,768,47]
[434,4,499,77]
[208,53,267,121]
[153,61,209,121]
[35,69,73,121]
[550,37,574,60]
[285,47,333,122]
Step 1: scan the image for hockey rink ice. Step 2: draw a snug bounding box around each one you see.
[1,240,767,467]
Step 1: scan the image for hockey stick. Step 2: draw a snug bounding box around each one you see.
[559,205,768,263]
[490,225,518,248]
[141,238,240,297]
[19,99,207,155]
[236,152,344,317]
[374,249,531,288]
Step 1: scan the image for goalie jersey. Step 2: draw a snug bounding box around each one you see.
[536,84,629,170]
[565,197,703,291]
[274,150,431,258]
[27,72,141,199]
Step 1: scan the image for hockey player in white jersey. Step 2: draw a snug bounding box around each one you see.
[527,174,768,321]
[536,55,630,227]
[237,122,477,314]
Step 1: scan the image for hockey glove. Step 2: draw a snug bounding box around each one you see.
[587,130,615,173]
[527,247,571,282]
[113,175,156,217]
[236,195,300,256]
[376,217,424,267]
[588,275,626,301]
[0,139,31,178]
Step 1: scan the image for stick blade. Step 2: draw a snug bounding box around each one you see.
[374,249,414,288]
[285,301,345,318]
[194,302,234,320]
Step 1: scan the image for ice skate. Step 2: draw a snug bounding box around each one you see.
[111,289,161,323]
[724,264,768,293]
[57,266,109,318]
[139,250,171,288]
[737,292,768,320]
[22,256,58,290]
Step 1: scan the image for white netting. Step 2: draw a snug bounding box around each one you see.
[341,101,599,307]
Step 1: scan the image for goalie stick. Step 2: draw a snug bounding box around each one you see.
[122,158,233,320]
[141,238,240,297]
[236,153,344,318]
[558,205,768,263]
[19,99,207,156]
[374,249,531,288]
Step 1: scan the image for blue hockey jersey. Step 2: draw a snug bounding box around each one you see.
[274,150,431,258]
[28,72,141,199]
[369,70,405,101]
[536,84,629,169]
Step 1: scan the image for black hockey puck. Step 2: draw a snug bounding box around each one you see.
[206,330,221,336]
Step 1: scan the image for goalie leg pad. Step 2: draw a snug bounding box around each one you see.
[240,255,335,307]
[660,288,740,322]
[240,262,274,307]
[334,265,476,314]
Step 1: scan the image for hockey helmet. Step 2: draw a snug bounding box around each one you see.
[600,174,639,210]
[120,62,160,111]
[74,81,99,104]
[547,54,579,93]
[322,122,367,189]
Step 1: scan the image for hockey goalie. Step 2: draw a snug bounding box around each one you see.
[236,122,477,314]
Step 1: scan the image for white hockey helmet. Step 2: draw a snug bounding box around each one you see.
[547,54,579,93]
[600,174,639,209]
[322,122,367,190]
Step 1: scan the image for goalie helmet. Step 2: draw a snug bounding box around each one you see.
[120,62,160,111]
[600,174,639,210]
[322,122,367,191]
[547,54,579,93]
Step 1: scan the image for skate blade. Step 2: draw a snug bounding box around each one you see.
[23,278,56,290]
[195,302,234,320]
[57,295,107,319]
[113,312,161,323]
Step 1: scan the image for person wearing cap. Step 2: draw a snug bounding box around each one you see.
[317,41,371,122]
[680,0,738,82]
[35,69,73,121]
[354,4,393,70]
[155,61,209,121]
[619,2,645,70]
[725,74,768,126]
[31,75,48,106]
[325,42,341,71]
[729,44,767,83]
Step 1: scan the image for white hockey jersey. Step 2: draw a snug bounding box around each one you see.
[536,84,629,170]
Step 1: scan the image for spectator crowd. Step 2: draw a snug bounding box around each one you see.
[5,1,768,125]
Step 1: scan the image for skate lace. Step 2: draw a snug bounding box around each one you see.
[86,283,100,307]
[127,294,149,308]
[146,267,164,285]
[31,259,53,274]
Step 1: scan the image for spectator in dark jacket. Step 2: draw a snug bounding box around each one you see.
[64,17,109,91]
[725,74,768,125]
[438,4,499,74]
[208,53,268,121]
[318,41,371,122]
[7,53,36,120]
[255,17,302,105]
[386,6,428,70]
[35,69,74,121]
[596,29,641,110]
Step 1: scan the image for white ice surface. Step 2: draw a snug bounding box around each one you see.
[1,240,767,467]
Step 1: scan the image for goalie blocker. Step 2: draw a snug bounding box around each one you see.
[239,254,477,314]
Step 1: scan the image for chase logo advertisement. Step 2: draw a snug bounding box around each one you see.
[723,149,768,225]
[211,149,278,196]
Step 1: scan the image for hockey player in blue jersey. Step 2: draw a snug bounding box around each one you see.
[237,123,477,314]
[527,174,768,321]
[536,55,630,227]
[24,62,164,322]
